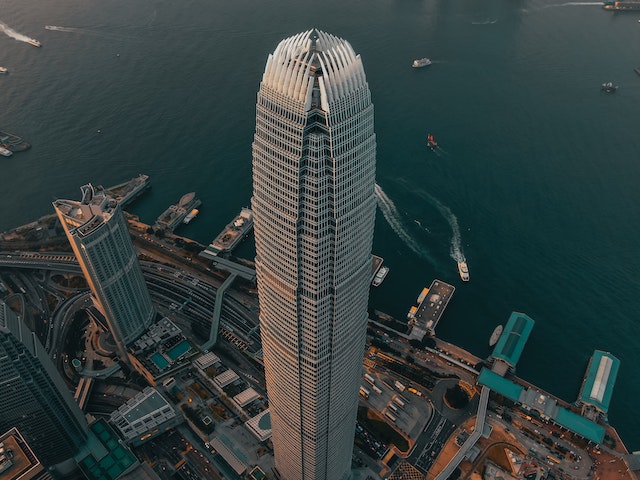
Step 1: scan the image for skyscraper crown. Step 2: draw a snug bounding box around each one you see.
[261,29,368,110]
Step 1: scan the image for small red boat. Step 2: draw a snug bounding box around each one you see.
[427,133,438,149]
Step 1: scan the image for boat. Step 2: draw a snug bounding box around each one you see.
[634,66,640,76]
[457,260,470,281]
[603,1,640,10]
[489,325,503,347]
[183,208,199,224]
[372,266,389,287]
[412,58,432,68]
[601,82,618,93]
[0,67,7,74]
[427,133,438,149]
[0,146,13,157]
[27,38,42,47]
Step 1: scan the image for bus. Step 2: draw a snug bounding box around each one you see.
[384,411,397,423]
[359,386,370,399]
[546,455,561,465]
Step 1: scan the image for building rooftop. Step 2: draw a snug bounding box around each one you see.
[477,368,523,402]
[114,388,171,424]
[579,350,620,414]
[555,408,605,444]
[53,184,117,238]
[491,312,535,367]
[75,419,138,480]
[0,428,44,480]
[245,410,272,442]
[478,368,605,444]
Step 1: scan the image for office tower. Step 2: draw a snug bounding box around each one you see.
[252,30,376,480]
[0,302,89,467]
[54,184,155,360]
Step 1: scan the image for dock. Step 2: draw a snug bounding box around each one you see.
[0,129,31,152]
[154,192,202,232]
[371,255,383,283]
[199,207,253,259]
[106,174,150,207]
[407,279,455,341]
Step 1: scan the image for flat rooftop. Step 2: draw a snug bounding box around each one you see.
[412,279,455,335]
[0,428,43,480]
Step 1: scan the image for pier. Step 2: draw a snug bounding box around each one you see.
[154,192,202,232]
[407,279,455,341]
[106,174,150,207]
[200,208,253,258]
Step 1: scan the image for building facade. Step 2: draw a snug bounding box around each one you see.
[252,30,376,480]
[54,184,155,359]
[0,302,89,467]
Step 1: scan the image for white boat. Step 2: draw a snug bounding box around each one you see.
[489,325,503,347]
[0,146,13,157]
[0,67,7,74]
[457,260,470,281]
[27,38,42,47]
[183,208,199,224]
[372,266,389,287]
[412,58,432,68]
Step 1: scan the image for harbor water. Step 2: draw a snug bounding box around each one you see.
[1,0,639,447]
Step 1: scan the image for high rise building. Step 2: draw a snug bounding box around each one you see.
[252,30,376,480]
[54,184,155,360]
[0,302,89,467]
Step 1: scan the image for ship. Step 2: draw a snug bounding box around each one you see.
[601,82,618,93]
[27,38,42,47]
[0,67,7,74]
[412,58,432,68]
[0,130,31,152]
[372,266,389,287]
[457,260,470,281]
[0,146,13,157]
[489,325,503,347]
[427,133,438,149]
[183,208,199,224]
[603,1,640,10]
[635,66,640,76]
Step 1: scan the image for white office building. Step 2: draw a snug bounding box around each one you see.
[54,184,155,360]
[252,30,376,480]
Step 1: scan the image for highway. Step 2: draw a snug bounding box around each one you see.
[0,251,261,355]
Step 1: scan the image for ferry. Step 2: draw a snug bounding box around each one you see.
[427,133,438,149]
[27,38,42,47]
[0,146,13,157]
[412,58,432,68]
[0,67,7,74]
[603,1,640,10]
[457,260,470,282]
[183,208,199,224]
[489,325,503,347]
[372,266,389,287]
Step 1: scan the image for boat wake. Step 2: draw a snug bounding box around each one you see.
[404,183,466,263]
[471,19,498,25]
[0,19,34,44]
[44,25,131,40]
[375,184,437,265]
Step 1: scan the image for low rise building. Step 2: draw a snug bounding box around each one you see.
[110,388,182,446]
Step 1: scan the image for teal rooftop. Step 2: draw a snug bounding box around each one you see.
[579,350,620,414]
[491,312,535,367]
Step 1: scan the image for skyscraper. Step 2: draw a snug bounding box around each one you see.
[54,184,155,360]
[252,30,376,480]
[0,301,89,467]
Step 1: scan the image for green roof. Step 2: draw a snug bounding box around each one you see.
[555,408,605,444]
[477,368,524,402]
[492,312,535,367]
[76,419,137,480]
[579,350,620,414]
